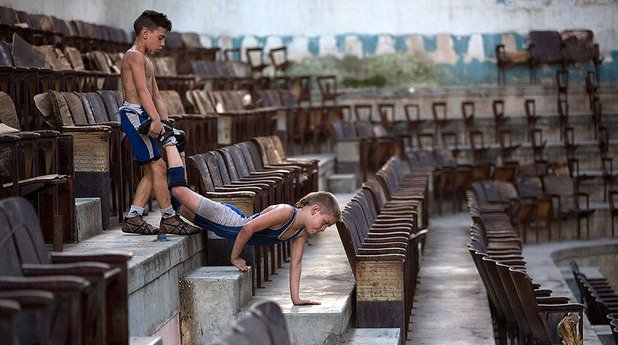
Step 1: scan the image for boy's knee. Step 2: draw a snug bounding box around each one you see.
[167,166,189,190]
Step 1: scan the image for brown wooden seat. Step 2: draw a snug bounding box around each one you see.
[0,91,72,249]
[524,99,539,142]
[0,290,56,345]
[212,301,291,345]
[609,190,618,238]
[542,174,595,240]
[268,46,291,76]
[561,29,601,81]
[495,40,531,84]
[402,103,423,147]
[431,101,449,137]
[469,130,491,164]
[528,30,563,84]
[34,90,113,229]
[510,268,585,344]
[529,128,546,161]
[0,196,132,345]
[245,47,268,75]
[460,101,475,144]
[498,130,520,163]
[251,136,318,196]
[159,89,218,156]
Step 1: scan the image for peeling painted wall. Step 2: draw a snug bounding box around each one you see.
[3,0,618,84]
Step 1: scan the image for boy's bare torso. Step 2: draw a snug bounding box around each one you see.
[121,46,154,105]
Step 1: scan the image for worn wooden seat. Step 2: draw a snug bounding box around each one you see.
[212,301,291,345]
[268,46,291,75]
[0,196,132,345]
[0,91,73,249]
[510,268,585,344]
[252,136,318,195]
[337,207,408,339]
[431,101,449,138]
[495,39,531,84]
[561,29,601,81]
[34,90,113,229]
[0,289,55,345]
[542,174,595,240]
[523,99,539,141]
[529,128,546,161]
[528,30,563,84]
[469,130,492,164]
[245,47,269,76]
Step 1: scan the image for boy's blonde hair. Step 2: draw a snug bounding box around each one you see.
[295,191,341,221]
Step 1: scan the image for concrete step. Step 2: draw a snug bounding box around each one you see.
[75,197,102,242]
[340,328,401,345]
[179,266,253,345]
[327,173,358,193]
[129,336,163,345]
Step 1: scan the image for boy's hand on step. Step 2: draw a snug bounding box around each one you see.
[292,299,321,306]
[231,257,248,272]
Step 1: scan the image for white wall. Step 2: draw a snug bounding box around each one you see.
[4,0,617,50]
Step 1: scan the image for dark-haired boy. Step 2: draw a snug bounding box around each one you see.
[118,10,199,235]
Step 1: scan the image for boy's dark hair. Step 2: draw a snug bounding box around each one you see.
[133,10,172,37]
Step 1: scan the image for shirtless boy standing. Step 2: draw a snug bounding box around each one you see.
[118,10,199,235]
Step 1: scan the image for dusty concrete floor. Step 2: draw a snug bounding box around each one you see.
[408,212,495,345]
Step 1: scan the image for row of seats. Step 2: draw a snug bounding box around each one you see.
[336,155,429,340]
[470,165,597,242]
[569,261,618,328]
[0,5,130,52]
[467,192,586,345]
[0,33,120,132]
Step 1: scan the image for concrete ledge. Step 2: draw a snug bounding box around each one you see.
[179,266,253,345]
[341,328,401,345]
[129,336,163,345]
[63,224,207,344]
[292,152,336,191]
[327,173,358,193]
[75,197,102,242]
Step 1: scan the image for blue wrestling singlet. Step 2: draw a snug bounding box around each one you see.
[193,201,305,246]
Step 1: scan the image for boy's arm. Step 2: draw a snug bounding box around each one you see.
[151,75,170,121]
[126,51,163,137]
[230,206,292,272]
[289,234,319,305]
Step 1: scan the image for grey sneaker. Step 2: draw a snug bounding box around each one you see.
[159,214,201,235]
[122,215,159,235]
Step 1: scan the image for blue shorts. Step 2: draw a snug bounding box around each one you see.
[119,102,161,165]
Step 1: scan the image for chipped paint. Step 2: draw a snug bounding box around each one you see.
[208,31,618,84]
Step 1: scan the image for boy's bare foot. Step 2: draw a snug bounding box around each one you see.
[159,214,201,235]
[122,215,159,235]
